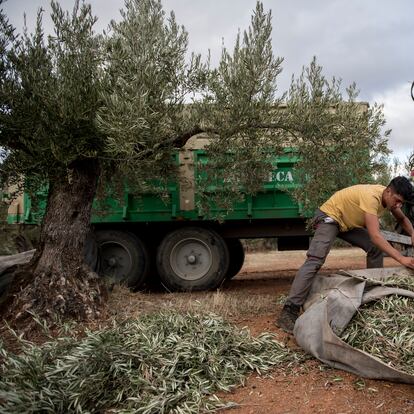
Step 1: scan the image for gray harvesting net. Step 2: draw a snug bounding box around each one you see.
[294,267,414,383]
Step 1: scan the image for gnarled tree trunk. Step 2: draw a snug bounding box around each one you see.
[3,159,106,324]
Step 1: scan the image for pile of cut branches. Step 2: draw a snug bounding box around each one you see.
[0,312,302,413]
[341,275,414,375]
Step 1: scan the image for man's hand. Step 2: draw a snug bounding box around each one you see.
[399,256,414,270]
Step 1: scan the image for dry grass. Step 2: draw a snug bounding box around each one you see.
[108,286,285,321]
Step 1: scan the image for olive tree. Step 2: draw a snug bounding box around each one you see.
[98,1,287,208]
[0,0,105,320]
[0,0,390,323]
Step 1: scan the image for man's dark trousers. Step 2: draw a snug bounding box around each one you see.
[287,210,383,306]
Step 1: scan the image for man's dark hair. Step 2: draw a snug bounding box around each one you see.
[388,176,414,202]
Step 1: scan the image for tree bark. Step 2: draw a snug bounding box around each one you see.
[3,159,107,325]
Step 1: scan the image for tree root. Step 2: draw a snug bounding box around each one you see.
[1,265,107,329]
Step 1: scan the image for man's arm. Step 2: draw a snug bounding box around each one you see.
[390,207,414,246]
[364,212,414,269]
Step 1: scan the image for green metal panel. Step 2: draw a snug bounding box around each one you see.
[91,184,180,223]
[191,148,303,220]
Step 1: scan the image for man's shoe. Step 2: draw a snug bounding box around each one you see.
[276,303,301,334]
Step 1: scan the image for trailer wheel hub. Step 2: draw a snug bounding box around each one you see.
[170,238,213,281]
[187,254,196,264]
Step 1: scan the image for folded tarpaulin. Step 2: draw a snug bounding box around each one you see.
[294,267,414,384]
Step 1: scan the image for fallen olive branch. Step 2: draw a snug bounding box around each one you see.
[0,311,304,413]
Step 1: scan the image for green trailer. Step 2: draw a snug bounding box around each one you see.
[5,136,310,291]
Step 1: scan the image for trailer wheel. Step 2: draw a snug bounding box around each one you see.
[96,230,149,289]
[225,239,245,279]
[156,227,229,291]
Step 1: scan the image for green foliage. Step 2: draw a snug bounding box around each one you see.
[286,58,390,214]
[195,3,287,211]
[0,312,302,413]
[377,156,402,186]
[342,295,414,375]
[97,0,204,191]
[0,0,392,220]
[341,275,414,375]
[0,0,103,195]
[203,3,285,164]
[406,149,414,174]
[206,2,283,112]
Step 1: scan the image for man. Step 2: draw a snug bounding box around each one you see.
[277,176,414,333]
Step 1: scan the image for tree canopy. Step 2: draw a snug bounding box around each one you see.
[0,0,393,322]
[0,0,391,210]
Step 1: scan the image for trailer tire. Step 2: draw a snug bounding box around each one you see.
[156,227,229,291]
[225,239,245,279]
[96,230,149,289]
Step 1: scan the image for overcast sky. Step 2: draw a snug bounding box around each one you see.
[3,0,414,161]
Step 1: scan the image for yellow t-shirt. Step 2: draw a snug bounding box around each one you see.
[320,184,386,232]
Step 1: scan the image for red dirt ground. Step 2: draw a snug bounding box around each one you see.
[1,248,413,412]
[218,249,414,413]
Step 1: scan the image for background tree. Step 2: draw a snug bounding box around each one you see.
[0,0,391,323]
[405,149,414,174]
